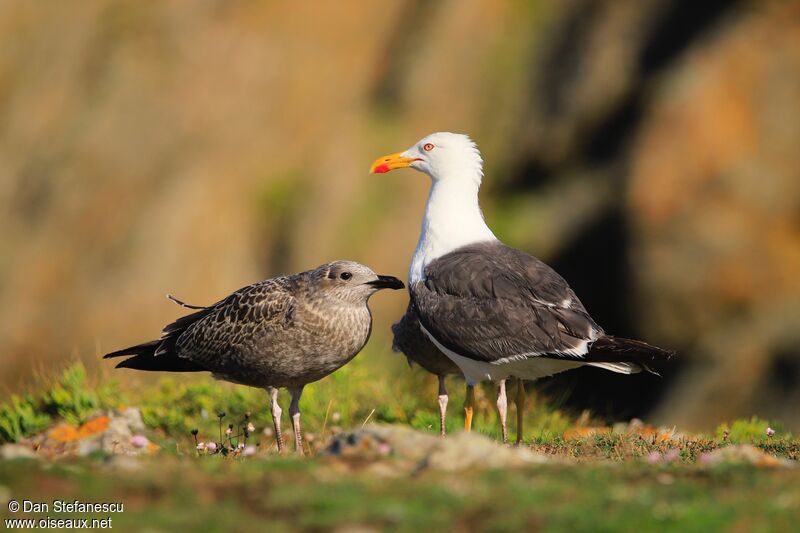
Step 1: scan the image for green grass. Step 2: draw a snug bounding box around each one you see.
[1,362,798,531]
[0,365,118,442]
[2,457,799,532]
[0,359,578,448]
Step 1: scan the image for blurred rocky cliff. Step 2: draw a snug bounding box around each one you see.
[1,0,797,429]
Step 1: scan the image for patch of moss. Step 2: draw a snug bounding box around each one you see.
[716,416,789,443]
[0,394,50,442]
[0,362,118,442]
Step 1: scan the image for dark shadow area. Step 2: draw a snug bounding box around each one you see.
[508,0,743,193]
[639,0,744,74]
[549,208,631,335]
[583,96,642,166]
[533,208,669,419]
[765,347,800,395]
[538,1,601,122]
[537,367,670,421]
[754,346,800,427]
[502,0,744,420]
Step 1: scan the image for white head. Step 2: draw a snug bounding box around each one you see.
[369,133,497,281]
[370,132,484,185]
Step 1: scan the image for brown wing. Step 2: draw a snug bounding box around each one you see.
[174,277,298,367]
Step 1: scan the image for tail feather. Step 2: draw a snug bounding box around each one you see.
[114,351,206,372]
[103,298,215,373]
[585,361,642,375]
[587,335,675,363]
[103,340,160,359]
[580,335,675,375]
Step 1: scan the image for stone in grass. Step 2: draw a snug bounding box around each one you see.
[323,424,550,473]
[0,443,38,460]
[700,444,796,468]
[24,408,157,459]
[100,408,151,455]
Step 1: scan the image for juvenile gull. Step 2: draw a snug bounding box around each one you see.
[371,132,674,443]
[392,302,462,437]
[104,261,404,453]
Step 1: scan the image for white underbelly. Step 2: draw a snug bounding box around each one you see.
[419,324,584,385]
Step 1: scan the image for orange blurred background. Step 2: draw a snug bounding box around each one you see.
[1,0,798,430]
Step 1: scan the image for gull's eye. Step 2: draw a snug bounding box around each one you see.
[339,272,352,281]
[423,143,435,152]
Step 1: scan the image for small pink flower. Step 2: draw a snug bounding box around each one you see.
[130,435,149,448]
[225,427,232,436]
[243,445,257,457]
[247,423,255,433]
[206,442,218,452]
[237,443,245,450]
[646,451,662,464]
[196,442,205,450]
[766,427,775,438]
[664,449,680,463]
[377,443,392,456]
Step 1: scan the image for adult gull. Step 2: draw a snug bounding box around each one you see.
[371,132,674,442]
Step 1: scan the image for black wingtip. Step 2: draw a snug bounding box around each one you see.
[103,339,160,359]
[103,347,128,359]
[114,358,135,369]
[586,335,676,364]
[112,353,206,372]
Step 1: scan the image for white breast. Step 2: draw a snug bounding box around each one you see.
[409,179,496,284]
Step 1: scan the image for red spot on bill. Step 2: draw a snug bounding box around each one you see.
[373,164,391,173]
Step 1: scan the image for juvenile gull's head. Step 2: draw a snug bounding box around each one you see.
[309,261,404,304]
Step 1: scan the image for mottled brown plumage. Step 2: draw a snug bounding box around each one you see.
[104,260,404,452]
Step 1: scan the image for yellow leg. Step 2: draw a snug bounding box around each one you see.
[464,384,475,432]
[515,378,525,445]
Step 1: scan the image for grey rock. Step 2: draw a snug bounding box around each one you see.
[701,445,796,468]
[323,424,550,472]
[0,443,38,460]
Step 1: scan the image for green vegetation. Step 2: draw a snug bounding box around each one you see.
[2,457,799,531]
[0,394,50,444]
[1,362,798,531]
[0,360,577,446]
[0,365,117,442]
[717,416,784,444]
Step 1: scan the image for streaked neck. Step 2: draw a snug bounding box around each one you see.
[410,176,496,284]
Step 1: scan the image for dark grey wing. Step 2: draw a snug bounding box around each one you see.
[174,277,298,367]
[411,241,603,363]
